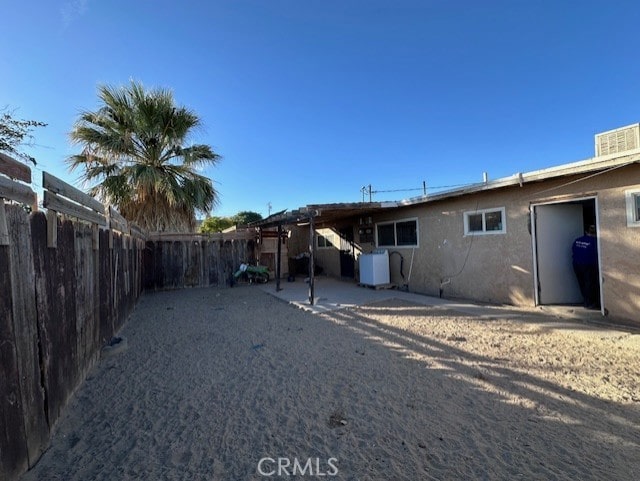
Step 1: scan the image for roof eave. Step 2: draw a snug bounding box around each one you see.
[400,150,640,207]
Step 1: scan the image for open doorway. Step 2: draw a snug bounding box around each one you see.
[531,197,602,310]
[339,226,355,279]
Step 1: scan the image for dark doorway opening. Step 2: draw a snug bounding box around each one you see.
[339,226,355,278]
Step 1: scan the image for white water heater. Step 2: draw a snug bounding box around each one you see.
[359,249,390,286]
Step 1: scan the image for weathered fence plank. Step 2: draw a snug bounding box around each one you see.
[2,179,147,479]
[184,241,201,287]
[32,214,79,429]
[6,207,48,467]
[98,228,114,344]
[0,175,37,207]
[42,172,104,214]
[113,234,128,332]
[6,206,48,469]
[222,240,233,286]
[43,191,107,227]
[168,241,184,288]
[3,206,256,479]
[0,153,31,183]
[130,224,146,239]
[143,241,155,289]
[0,203,9,245]
[74,222,100,373]
[0,243,29,480]
[141,237,254,290]
[207,241,221,285]
[107,205,129,234]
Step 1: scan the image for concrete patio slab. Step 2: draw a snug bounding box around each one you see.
[257,276,612,327]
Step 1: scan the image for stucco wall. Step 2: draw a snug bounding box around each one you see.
[588,167,640,324]
[314,225,361,278]
[259,236,289,276]
[287,226,309,257]
[309,164,640,326]
[376,190,536,305]
[315,227,340,277]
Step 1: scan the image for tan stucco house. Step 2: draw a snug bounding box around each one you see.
[270,124,640,327]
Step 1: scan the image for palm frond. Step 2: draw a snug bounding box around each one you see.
[67,80,221,232]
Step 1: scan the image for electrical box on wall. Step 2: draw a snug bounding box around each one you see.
[358,216,374,243]
[358,226,374,243]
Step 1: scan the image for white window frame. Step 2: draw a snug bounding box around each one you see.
[316,232,336,249]
[463,207,506,236]
[375,218,419,248]
[625,188,640,227]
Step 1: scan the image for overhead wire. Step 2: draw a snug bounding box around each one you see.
[368,182,481,195]
[524,160,637,199]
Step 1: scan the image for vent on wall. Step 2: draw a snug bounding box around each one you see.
[595,123,640,156]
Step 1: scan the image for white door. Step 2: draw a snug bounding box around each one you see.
[534,204,584,304]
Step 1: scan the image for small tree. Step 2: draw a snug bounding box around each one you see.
[199,211,263,233]
[233,211,263,225]
[200,216,235,233]
[0,108,47,165]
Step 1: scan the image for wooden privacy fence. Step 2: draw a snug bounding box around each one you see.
[1,155,257,479]
[144,230,258,289]
[0,159,146,479]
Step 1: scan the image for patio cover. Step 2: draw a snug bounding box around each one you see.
[250,202,397,304]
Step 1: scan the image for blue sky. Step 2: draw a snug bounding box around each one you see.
[3,0,640,218]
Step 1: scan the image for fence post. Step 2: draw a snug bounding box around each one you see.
[0,201,8,246]
[46,209,57,248]
[106,209,114,249]
[92,224,99,250]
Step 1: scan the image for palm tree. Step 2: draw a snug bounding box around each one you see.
[68,81,220,232]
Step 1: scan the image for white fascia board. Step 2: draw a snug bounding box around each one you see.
[399,151,640,207]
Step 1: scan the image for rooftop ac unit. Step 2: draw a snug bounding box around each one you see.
[595,123,640,157]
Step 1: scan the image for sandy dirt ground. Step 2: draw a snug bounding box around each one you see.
[20,286,640,480]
